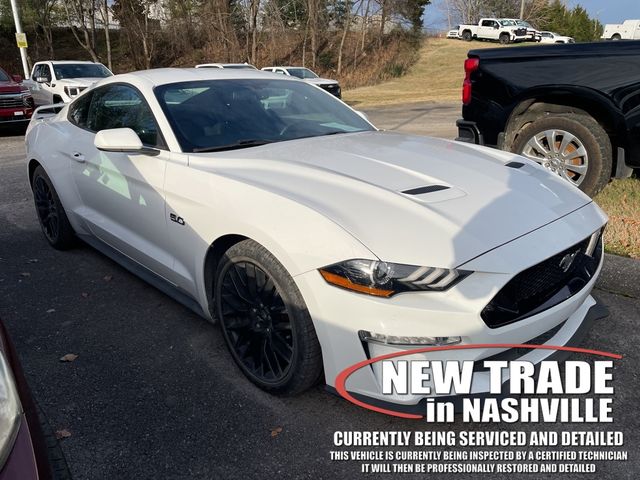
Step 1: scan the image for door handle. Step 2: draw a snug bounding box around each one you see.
[71,152,85,163]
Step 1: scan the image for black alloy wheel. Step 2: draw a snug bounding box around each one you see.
[219,261,294,384]
[33,175,59,242]
[215,239,322,395]
[31,166,75,249]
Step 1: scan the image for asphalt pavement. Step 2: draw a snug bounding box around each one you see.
[0,110,639,479]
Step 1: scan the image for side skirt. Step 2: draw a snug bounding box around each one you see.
[78,234,207,319]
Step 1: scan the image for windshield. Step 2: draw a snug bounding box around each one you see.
[0,68,9,82]
[155,79,374,153]
[500,20,516,26]
[286,68,318,79]
[53,63,112,79]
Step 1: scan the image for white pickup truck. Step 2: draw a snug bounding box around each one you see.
[602,20,640,40]
[22,60,112,106]
[458,18,529,44]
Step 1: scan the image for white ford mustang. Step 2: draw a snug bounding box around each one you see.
[25,68,608,411]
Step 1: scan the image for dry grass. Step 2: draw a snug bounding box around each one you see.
[343,37,511,107]
[595,178,640,259]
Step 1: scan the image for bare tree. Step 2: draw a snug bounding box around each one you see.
[28,0,59,58]
[63,0,101,62]
[99,0,112,70]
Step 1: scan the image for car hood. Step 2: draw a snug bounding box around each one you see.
[56,77,103,87]
[189,131,592,268]
[304,78,338,86]
[0,81,22,94]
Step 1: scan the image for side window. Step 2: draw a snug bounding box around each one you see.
[32,64,42,81]
[481,20,491,27]
[41,64,52,81]
[87,84,164,148]
[68,91,93,129]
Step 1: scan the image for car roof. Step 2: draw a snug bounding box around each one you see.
[38,60,100,65]
[98,67,296,88]
[263,66,311,69]
[196,63,255,68]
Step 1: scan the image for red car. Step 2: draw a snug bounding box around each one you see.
[0,320,70,479]
[0,66,34,127]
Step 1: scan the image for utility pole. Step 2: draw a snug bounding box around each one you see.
[9,0,30,79]
[519,0,526,20]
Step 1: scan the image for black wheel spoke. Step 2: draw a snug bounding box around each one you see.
[219,260,295,384]
[33,176,59,241]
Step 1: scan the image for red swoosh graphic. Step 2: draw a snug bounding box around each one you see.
[335,343,622,419]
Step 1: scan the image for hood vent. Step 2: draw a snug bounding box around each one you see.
[402,185,450,195]
[505,161,525,169]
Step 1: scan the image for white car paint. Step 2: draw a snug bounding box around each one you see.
[195,63,257,69]
[23,60,113,105]
[539,31,575,44]
[602,19,640,40]
[458,18,529,42]
[260,66,341,96]
[25,68,608,407]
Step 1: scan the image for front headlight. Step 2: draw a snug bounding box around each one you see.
[0,351,21,470]
[319,259,471,297]
[64,86,80,97]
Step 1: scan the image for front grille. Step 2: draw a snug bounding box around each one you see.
[481,232,603,328]
[0,95,24,108]
[515,28,527,36]
[473,321,566,371]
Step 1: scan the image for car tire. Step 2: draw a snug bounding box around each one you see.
[215,239,323,395]
[499,33,511,44]
[511,113,612,197]
[612,34,621,41]
[462,31,472,41]
[35,401,73,480]
[31,166,76,249]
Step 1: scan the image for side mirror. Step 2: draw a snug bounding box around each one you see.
[94,128,144,152]
[36,76,51,83]
[11,74,22,83]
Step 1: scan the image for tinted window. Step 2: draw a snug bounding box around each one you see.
[0,68,9,82]
[87,84,162,147]
[155,79,374,153]
[286,68,318,79]
[53,63,112,80]
[68,91,93,128]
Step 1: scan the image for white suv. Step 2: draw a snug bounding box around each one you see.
[261,66,341,98]
[23,61,112,106]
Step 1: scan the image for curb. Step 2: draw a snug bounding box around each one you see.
[596,253,640,299]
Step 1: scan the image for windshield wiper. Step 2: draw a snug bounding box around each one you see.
[193,139,274,153]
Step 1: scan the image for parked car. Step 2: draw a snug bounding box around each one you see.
[25,68,607,410]
[23,61,112,106]
[446,27,460,39]
[456,41,640,197]
[458,18,529,44]
[602,19,640,40]
[261,66,341,98]
[539,31,575,44]
[506,19,542,42]
[195,63,257,69]
[0,67,34,127]
[0,319,71,479]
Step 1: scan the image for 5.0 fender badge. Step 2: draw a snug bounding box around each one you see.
[170,213,185,226]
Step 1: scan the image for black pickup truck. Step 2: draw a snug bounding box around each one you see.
[456,41,640,197]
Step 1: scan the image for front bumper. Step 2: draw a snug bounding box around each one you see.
[294,201,607,407]
[455,119,484,145]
